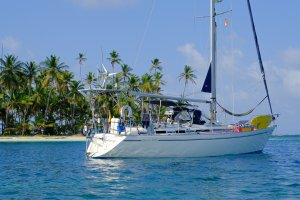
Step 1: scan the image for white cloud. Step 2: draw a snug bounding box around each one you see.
[247,62,261,81]
[1,36,21,53]
[219,48,243,71]
[281,69,300,96]
[246,61,279,83]
[225,31,240,43]
[26,50,37,61]
[257,48,300,97]
[71,0,138,9]
[177,44,250,99]
[176,43,209,97]
[281,47,300,66]
[177,44,243,75]
[177,43,208,69]
[176,44,300,102]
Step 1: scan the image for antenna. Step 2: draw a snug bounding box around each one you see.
[101,47,104,66]
[194,10,232,20]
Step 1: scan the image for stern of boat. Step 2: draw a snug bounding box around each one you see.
[86,133,127,158]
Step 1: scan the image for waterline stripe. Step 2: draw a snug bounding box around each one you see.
[123,131,269,142]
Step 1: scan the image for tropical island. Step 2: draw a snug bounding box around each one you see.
[0,51,197,136]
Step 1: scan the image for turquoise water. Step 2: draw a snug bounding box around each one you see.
[0,137,299,199]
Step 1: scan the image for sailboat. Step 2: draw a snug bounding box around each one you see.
[81,0,277,158]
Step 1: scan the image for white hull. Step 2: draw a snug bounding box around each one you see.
[87,126,275,158]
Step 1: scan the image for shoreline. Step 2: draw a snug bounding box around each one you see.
[0,135,86,142]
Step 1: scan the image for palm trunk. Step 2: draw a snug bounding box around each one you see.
[45,87,53,120]
[112,63,115,88]
[80,64,82,82]
[1,118,3,134]
[72,94,76,134]
[29,79,32,96]
[5,108,9,134]
[183,80,187,97]
[22,107,29,136]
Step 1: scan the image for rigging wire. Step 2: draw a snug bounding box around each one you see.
[247,0,274,119]
[215,1,235,123]
[133,0,156,68]
[216,2,225,123]
[229,0,235,122]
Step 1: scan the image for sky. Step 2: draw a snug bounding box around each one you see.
[0,0,299,135]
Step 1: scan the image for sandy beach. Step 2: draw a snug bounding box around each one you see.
[0,135,86,142]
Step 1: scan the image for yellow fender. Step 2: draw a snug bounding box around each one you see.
[250,115,272,130]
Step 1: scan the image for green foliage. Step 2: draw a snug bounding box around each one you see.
[178,65,197,97]
[0,52,197,135]
[0,54,89,135]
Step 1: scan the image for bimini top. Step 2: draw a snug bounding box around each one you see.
[79,88,211,104]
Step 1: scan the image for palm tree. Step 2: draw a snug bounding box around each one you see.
[60,70,74,94]
[68,80,85,133]
[42,55,68,120]
[24,61,39,95]
[85,72,96,90]
[108,50,121,73]
[16,92,33,135]
[178,65,197,97]
[0,55,24,91]
[0,88,5,133]
[0,55,24,131]
[42,55,67,89]
[69,81,84,107]
[76,53,86,82]
[119,64,132,86]
[31,76,55,134]
[2,90,32,134]
[55,70,75,130]
[153,72,165,94]
[2,92,16,133]
[107,51,121,88]
[140,73,153,93]
[128,75,140,91]
[150,58,162,74]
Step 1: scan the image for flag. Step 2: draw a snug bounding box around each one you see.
[225,18,229,27]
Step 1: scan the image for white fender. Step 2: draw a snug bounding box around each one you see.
[120,105,133,118]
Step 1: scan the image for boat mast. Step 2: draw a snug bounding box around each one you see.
[210,0,217,123]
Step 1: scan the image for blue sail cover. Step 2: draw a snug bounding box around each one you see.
[201,64,211,93]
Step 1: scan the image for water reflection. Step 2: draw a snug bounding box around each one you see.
[83,158,131,197]
[85,158,126,180]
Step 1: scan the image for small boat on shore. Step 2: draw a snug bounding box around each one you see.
[80,0,277,158]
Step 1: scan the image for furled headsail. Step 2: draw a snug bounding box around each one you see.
[247,0,274,119]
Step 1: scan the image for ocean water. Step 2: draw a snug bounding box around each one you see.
[0,137,299,199]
